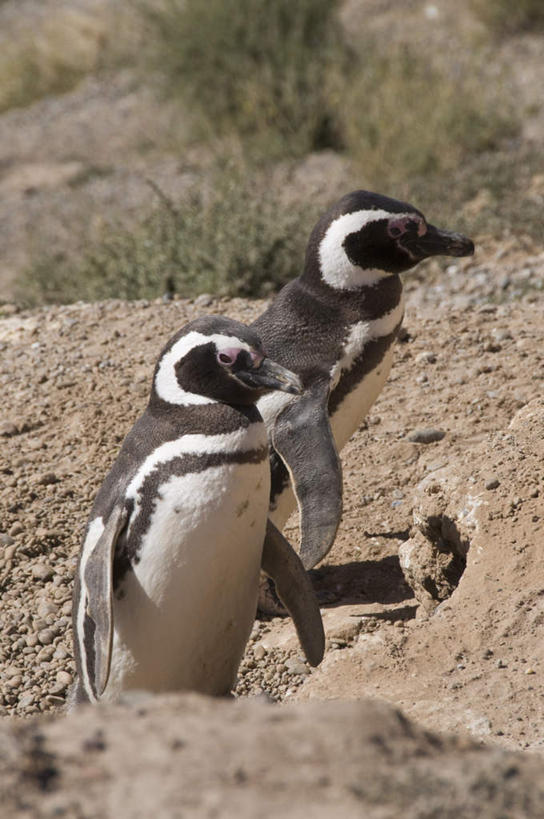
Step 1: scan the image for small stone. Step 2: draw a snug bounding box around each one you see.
[56,671,73,687]
[9,523,24,537]
[485,477,500,491]
[0,534,15,547]
[36,472,58,486]
[53,645,69,660]
[0,421,18,437]
[496,659,507,669]
[45,695,65,706]
[61,600,73,616]
[285,658,309,676]
[32,564,54,582]
[37,628,55,646]
[407,428,446,444]
[194,293,213,308]
[415,351,437,364]
[37,600,58,618]
[525,668,536,675]
[5,675,22,688]
[254,644,266,661]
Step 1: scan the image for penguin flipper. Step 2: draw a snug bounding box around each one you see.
[261,520,325,667]
[272,383,342,570]
[81,503,128,698]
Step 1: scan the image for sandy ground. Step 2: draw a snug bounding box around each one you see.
[0,274,543,813]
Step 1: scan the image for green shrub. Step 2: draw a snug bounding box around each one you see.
[340,42,518,185]
[471,0,544,35]
[20,162,320,305]
[141,0,348,157]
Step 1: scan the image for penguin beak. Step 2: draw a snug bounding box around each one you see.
[234,358,303,395]
[402,224,475,259]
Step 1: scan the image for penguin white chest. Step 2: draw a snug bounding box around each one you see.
[105,456,270,699]
[329,342,396,451]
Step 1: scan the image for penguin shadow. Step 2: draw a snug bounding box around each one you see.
[308,552,416,621]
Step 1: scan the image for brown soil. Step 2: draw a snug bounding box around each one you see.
[1,285,543,814]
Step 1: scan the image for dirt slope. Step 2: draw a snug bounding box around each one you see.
[3,694,544,819]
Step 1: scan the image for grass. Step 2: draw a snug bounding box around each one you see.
[140,0,519,182]
[20,161,320,305]
[340,42,518,185]
[0,9,110,113]
[471,0,544,35]
[140,0,348,157]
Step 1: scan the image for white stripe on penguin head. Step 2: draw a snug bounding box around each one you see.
[154,331,253,406]
[319,209,412,290]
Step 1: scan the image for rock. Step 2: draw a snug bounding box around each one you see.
[37,629,56,646]
[407,428,446,444]
[37,599,59,618]
[56,671,73,688]
[254,644,266,661]
[35,472,59,486]
[8,523,24,537]
[194,293,213,308]
[0,534,15,547]
[285,658,309,676]
[32,564,55,582]
[415,351,437,364]
[0,421,18,437]
[322,609,363,645]
[485,477,500,490]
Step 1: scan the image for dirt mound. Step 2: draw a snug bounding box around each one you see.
[2,693,544,819]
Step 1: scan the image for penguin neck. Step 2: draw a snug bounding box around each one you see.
[146,396,261,436]
[299,266,404,324]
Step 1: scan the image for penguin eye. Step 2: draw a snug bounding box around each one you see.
[217,352,234,365]
[387,217,410,239]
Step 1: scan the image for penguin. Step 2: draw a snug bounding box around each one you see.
[252,190,475,573]
[71,315,324,705]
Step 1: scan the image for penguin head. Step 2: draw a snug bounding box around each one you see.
[152,316,302,407]
[306,190,474,291]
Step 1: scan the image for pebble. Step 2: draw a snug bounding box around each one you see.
[37,628,55,646]
[415,351,437,364]
[32,564,55,582]
[285,658,309,676]
[37,600,58,618]
[9,522,24,537]
[35,472,59,486]
[56,671,73,687]
[194,293,213,308]
[407,428,446,444]
[0,421,18,437]
[485,477,500,490]
[254,644,266,661]
[0,534,15,547]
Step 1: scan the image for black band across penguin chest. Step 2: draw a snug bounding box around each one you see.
[112,443,268,590]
